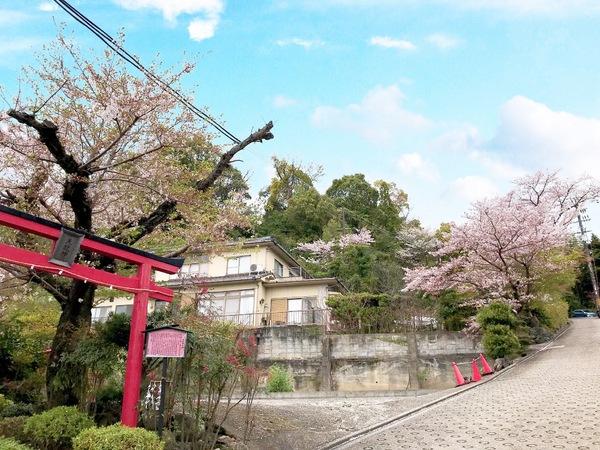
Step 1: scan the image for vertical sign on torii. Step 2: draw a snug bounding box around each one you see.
[0,205,184,427]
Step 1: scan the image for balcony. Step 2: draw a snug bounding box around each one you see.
[205,309,329,327]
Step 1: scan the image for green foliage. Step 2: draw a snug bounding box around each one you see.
[73,425,164,450]
[326,246,377,292]
[437,292,476,331]
[0,416,28,443]
[23,406,94,450]
[0,397,13,416]
[570,234,600,311]
[326,293,392,332]
[477,303,518,330]
[92,385,123,426]
[0,403,35,419]
[530,298,569,331]
[95,314,131,349]
[0,437,33,450]
[482,325,521,359]
[266,365,294,393]
[326,174,379,229]
[0,293,59,389]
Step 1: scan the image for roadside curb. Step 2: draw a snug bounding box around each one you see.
[319,323,572,450]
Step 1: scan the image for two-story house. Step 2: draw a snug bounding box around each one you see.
[91,236,346,327]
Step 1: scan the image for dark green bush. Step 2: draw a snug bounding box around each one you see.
[0,403,35,418]
[0,416,29,443]
[92,385,122,426]
[266,365,294,393]
[73,424,164,450]
[0,437,33,450]
[23,406,94,450]
[482,324,521,359]
[477,303,518,330]
[96,314,130,349]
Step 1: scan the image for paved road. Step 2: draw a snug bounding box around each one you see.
[340,319,600,450]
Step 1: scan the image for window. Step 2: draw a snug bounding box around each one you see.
[287,298,303,324]
[200,290,255,325]
[115,304,133,317]
[274,259,284,277]
[226,255,251,275]
[170,257,209,279]
[91,306,112,323]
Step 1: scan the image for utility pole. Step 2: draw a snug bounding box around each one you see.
[577,212,600,308]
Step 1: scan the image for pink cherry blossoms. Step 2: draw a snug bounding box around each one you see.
[297,228,374,259]
[404,172,600,310]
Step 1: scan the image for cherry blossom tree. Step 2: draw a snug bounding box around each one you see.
[404,172,599,311]
[0,34,273,406]
[297,227,374,260]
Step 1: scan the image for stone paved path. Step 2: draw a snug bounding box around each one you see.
[339,319,600,450]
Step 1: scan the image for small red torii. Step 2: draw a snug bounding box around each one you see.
[0,204,183,427]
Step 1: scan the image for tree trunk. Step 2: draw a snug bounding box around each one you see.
[46,280,96,407]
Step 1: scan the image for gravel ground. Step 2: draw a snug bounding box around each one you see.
[219,390,456,450]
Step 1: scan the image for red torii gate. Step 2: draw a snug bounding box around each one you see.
[0,205,183,427]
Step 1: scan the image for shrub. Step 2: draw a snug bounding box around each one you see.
[266,365,294,393]
[0,416,29,443]
[23,406,94,450]
[0,437,33,450]
[0,397,13,417]
[73,424,164,450]
[477,303,518,330]
[482,324,521,359]
[92,385,122,426]
[0,403,35,419]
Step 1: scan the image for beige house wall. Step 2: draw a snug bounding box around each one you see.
[154,245,296,283]
[264,284,329,309]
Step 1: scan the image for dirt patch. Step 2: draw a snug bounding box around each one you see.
[219,390,453,449]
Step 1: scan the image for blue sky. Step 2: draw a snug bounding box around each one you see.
[2,0,600,234]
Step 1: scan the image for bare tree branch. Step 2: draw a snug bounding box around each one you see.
[196,121,274,192]
[7,109,87,176]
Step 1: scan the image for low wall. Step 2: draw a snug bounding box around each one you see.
[255,326,481,391]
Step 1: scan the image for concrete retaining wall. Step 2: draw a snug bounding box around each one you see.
[256,326,481,391]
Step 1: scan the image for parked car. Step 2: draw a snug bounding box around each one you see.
[585,310,599,318]
[571,309,589,318]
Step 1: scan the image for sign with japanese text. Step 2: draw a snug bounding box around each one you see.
[145,328,188,358]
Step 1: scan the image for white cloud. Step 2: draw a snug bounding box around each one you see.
[188,16,220,41]
[491,96,600,178]
[370,36,416,51]
[38,2,58,12]
[397,152,439,181]
[0,38,43,56]
[426,33,461,49]
[272,95,298,108]
[0,10,28,25]
[311,84,430,144]
[275,38,324,49]
[450,175,500,202]
[114,0,223,41]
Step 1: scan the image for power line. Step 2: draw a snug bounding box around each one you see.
[52,0,241,144]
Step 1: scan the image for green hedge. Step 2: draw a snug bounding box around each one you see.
[73,425,164,450]
[23,407,94,450]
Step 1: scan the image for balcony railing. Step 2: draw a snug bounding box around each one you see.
[206,309,329,327]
